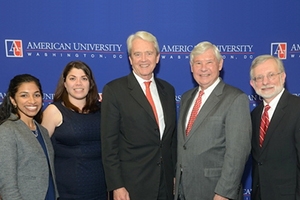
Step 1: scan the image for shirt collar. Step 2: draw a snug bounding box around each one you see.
[199,77,220,95]
[133,71,154,85]
[263,88,285,108]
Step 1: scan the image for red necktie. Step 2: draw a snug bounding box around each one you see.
[186,90,204,136]
[259,105,271,147]
[144,81,159,125]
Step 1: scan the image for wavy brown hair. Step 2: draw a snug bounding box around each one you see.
[53,60,100,113]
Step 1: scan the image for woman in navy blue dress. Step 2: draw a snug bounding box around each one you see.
[42,61,107,200]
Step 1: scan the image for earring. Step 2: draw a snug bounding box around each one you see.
[13,104,17,108]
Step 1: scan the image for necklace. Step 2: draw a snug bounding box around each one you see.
[32,129,38,137]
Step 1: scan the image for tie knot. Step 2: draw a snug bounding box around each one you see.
[265,105,271,112]
[199,90,204,97]
[144,81,152,88]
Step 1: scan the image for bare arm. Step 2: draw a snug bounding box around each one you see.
[41,104,62,137]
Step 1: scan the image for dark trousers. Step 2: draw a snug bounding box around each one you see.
[177,170,186,200]
[158,163,169,200]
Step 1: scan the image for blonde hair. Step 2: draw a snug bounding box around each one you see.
[190,41,222,64]
[126,31,160,55]
[250,55,285,79]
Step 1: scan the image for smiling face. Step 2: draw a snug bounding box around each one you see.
[10,81,42,122]
[191,48,223,90]
[64,68,90,103]
[129,38,160,80]
[250,58,286,103]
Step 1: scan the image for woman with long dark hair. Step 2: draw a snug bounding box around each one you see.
[0,74,58,200]
[42,61,107,200]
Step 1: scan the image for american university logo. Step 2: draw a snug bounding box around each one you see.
[4,39,124,59]
[5,39,23,57]
[271,42,287,59]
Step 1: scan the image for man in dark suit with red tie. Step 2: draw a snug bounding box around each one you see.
[101,31,177,200]
[250,55,300,200]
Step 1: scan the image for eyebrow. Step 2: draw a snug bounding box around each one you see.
[19,91,41,94]
[68,74,88,77]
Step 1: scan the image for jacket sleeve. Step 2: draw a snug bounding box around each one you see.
[101,84,124,191]
[214,93,252,199]
[0,125,23,200]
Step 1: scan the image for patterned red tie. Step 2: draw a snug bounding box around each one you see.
[259,105,271,147]
[144,81,159,125]
[186,90,204,136]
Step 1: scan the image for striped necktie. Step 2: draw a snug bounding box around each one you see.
[259,105,271,147]
[186,90,204,136]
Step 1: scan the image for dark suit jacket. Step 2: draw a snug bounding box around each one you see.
[251,90,300,200]
[175,80,252,200]
[101,72,177,200]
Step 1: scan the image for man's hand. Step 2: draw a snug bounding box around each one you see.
[113,187,130,200]
[213,194,229,200]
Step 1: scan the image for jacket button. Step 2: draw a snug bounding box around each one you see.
[183,145,186,150]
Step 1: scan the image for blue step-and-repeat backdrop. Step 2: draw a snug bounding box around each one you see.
[1,1,300,199]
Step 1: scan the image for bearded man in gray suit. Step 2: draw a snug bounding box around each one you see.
[175,41,252,200]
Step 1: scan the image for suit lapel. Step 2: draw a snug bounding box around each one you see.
[180,88,198,139]
[127,73,158,125]
[260,90,289,153]
[253,104,264,151]
[155,78,170,139]
[185,80,224,143]
[38,123,52,157]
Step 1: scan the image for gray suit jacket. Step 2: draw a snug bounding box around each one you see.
[175,79,251,200]
[0,114,58,200]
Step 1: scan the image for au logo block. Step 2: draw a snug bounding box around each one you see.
[271,43,287,59]
[5,40,23,57]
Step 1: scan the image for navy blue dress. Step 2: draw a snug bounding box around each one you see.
[33,124,56,200]
[51,102,107,200]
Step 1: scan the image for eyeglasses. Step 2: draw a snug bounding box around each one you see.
[252,72,282,83]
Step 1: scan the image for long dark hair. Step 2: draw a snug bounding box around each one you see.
[0,74,43,125]
[53,60,100,113]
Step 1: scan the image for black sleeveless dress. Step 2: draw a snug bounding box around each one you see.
[51,102,107,200]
